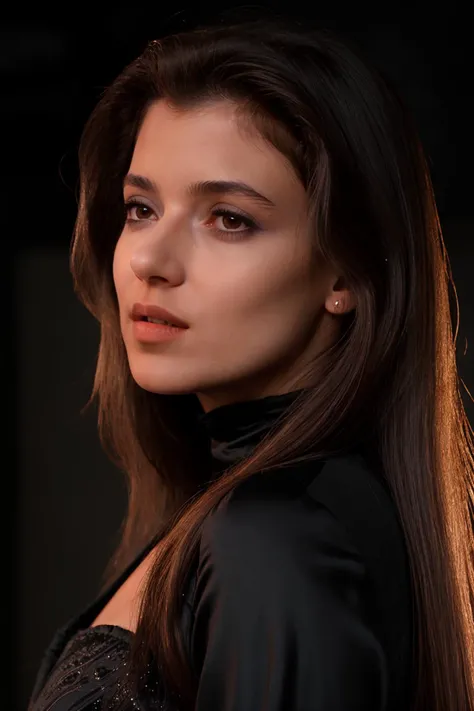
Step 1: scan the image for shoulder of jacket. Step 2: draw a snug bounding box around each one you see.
[215,451,409,607]
[219,450,393,516]
[305,452,404,559]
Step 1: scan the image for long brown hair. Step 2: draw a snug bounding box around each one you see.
[70,14,474,711]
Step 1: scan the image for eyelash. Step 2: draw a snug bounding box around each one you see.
[123,199,259,241]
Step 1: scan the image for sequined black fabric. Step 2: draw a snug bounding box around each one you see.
[31,625,167,711]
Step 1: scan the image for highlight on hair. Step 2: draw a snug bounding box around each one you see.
[69,13,474,711]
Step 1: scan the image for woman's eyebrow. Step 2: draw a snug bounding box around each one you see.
[123,173,276,208]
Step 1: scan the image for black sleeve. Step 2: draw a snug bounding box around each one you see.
[190,492,388,711]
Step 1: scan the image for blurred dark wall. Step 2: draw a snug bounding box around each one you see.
[3,4,472,709]
[14,249,128,708]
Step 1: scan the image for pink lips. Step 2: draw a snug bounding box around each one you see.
[132,319,187,343]
[131,302,189,329]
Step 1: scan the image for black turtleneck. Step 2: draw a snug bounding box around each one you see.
[196,388,308,476]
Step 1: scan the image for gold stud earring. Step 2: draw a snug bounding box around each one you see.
[334,300,340,311]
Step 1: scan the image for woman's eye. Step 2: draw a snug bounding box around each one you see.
[123,200,259,241]
[210,209,259,240]
[124,200,155,222]
[215,212,247,231]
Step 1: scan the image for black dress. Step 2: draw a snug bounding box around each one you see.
[29,390,414,710]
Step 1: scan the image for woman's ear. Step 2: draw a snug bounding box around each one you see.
[325,277,357,315]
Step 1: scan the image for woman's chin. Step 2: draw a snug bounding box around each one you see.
[129,368,195,396]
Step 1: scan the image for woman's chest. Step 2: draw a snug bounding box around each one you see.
[90,548,158,632]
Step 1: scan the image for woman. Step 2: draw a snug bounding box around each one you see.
[28,14,474,711]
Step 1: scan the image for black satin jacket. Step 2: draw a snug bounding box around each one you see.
[29,391,414,711]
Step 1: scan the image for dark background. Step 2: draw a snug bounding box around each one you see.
[3,3,473,709]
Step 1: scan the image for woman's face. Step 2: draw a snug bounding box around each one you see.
[113,99,350,412]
